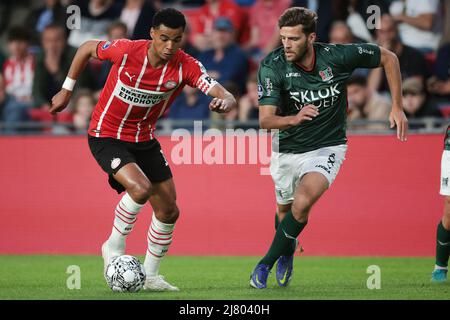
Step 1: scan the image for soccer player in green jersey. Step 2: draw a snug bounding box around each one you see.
[250,7,408,289]
[431,125,450,282]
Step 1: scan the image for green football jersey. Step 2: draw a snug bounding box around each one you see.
[258,42,381,154]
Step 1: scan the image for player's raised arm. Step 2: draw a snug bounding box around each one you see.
[49,40,101,114]
[379,46,408,142]
[207,82,237,114]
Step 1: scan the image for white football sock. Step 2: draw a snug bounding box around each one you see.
[434,265,448,271]
[144,212,175,276]
[107,192,144,254]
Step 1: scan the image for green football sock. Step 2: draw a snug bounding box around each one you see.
[436,221,450,268]
[275,212,297,255]
[260,211,307,268]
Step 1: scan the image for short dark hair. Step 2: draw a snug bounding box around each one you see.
[278,7,318,35]
[42,23,67,37]
[347,75,367,87]
[7,26,31,43]
[152,8,186,31]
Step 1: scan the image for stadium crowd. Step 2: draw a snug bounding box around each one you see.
[0,0,449,133]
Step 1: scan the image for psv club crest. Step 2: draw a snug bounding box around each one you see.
[319,67,334,82]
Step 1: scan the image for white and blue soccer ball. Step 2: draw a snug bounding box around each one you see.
[104,255,146,292]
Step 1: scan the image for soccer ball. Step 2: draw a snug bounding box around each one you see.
[104,255,146,292]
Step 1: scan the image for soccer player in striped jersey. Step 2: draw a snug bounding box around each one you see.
[432,125,450,282]
[50,8,236,291]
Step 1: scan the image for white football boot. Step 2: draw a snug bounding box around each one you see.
[143,275,180,291]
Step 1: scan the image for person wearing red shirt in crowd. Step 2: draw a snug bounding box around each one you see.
[1,26,34,131]
[50,8,236,291]
[190,0,249,51]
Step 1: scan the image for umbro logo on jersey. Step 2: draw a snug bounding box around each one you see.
[125,72,136,82]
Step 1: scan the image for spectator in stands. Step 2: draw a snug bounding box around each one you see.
[290,0,349,43]
[403,77,442,129]
[190,0,248,51]
[0,75,5,121]
[197,17,249,96]
[1,27,35,131]
[389,0,441,53]
[0,51,5,70]
[68,0,122,47]
[245,0,290,64]
[168,86,211,130]
[347,75,391,130]
[180,25,200,59]
[26,0,68,46]
[329,21,356,44]
[119,0,156,40]
[33,24,93,112]
[93,21,128,92]
[238,74,259,123]
[72,89,95,132]
[368,14,428,95]
[427,42,450,115]
[439,0,450,48]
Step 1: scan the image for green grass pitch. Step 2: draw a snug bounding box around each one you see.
[0,255,448,300]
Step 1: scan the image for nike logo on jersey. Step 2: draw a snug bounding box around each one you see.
[125,72,136,82]
[438,240,450,246]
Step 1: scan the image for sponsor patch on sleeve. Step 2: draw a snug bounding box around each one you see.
[102,41,111,50]
[258,84,263,100]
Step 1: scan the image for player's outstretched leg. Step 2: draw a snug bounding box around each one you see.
[102,193,145,272]
[143,179,180,291]
[250,173,328,289]
[250,211,306,289]
[102,163,151,272]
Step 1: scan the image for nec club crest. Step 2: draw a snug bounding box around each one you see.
[319,67,334,82]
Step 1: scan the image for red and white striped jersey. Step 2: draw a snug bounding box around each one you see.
[2,54,35,102]
[89,39,217,142]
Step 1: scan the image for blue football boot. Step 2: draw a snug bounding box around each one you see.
[431,269,448,283]
[250,264,271,289]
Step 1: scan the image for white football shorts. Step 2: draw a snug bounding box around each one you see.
[440,150,450,196]
[270,144,347,205]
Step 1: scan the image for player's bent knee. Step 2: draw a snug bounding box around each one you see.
[156,203,179,224]
[128,180,152,203]
[291,204,310,223]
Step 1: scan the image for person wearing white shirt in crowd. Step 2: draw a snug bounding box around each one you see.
[390,0,441,52]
